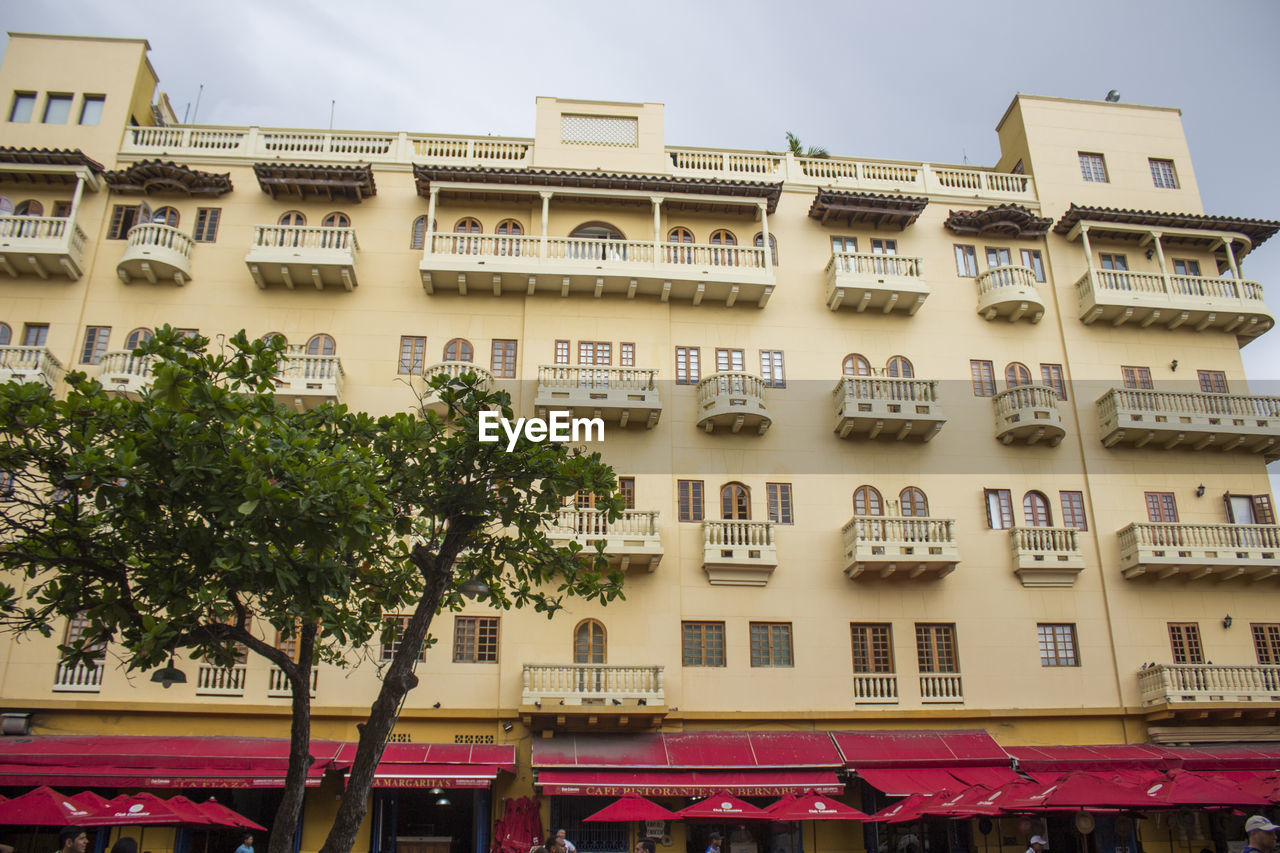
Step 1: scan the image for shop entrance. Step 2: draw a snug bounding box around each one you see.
[370,788,483,853]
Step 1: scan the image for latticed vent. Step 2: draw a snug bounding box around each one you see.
[388,732,412,743]
[454,733,495,744]
[561,115,638,148]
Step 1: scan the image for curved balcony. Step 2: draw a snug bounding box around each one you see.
[275,349,343,410]
[0,345,62,387]
[1010,526,1084,587]
[117,223,194,286]
[98,350,155,399]
[975,265,1044,323]
[1119,522,1280,582]
[841,515,959,580]
[1098,388,1280,460]
[419,361,495,417]
[825,252,928,315]
[0,215,86,280]
[832,376,945,442]
[993,384,1066,446]
[548,508,663,571]
[535,364,661,429]
[246,225,358,290]
[695,372,770,435]
[702,519,777,586]
[1076,269,1272,340]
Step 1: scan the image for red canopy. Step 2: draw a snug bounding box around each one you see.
[678,791,770,820]
[864,792,941,823]
[921,786,1003,817]
[0,786,98,825]
[765,791,869,821]
[196,798,267,831]
[72,791,112,810]
[989,772,1151,811]
[84,792,214,826]
[1141,770,1271,807]
[584,794,678,822]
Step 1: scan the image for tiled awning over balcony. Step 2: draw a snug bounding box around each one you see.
[1054,204,1280,252]
[1118,522,1280,581]
[832,376,946,441]
[1098,387,1280,460]
[0,147,103,185]
[253,163,376,202]
[807,189,928,230]
[104,160,233,196]
[944,204,1052,238]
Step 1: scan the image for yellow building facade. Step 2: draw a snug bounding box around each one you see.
[0,31,1276,853]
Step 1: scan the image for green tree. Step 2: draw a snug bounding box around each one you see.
[786,131,829,159]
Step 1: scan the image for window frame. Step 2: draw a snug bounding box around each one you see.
[766,482,793,525]
[444,338,474,363]
[1040,363,1067,400]
[453,615,500,664]
[1149,158,1179,190]
[1197,370,1228,394]
[382,614,427,662]
[80,326,111,365]
[915,623,959,673]
[573,619,606,664]
[985,488,1014,529]
[1037,624,1080,667]
[954,244,978,277]
[1023,490,1052,527]
[1252,623,1280,666]
[853,485,883,517]
[193,207,221,243]
[305,333,336,356]
[490,339,517,378]
[749,622,794,668]
[970,359,996,397]
[843,353,871,376]
[1122,365,1153,390]
[1060,491,1087,531]
[677,479,704,522]
[42,93,73,124]
[682,621,726,667]
[760,350,785,388]
[1079,151,1109,183]
[554,339,570,365]
[1168,622,1204,664]
[720,482,750,520]
[715,347,744,373]
[851,623,894,674]
[674,346,700,385]
[8,92,36,123]
[1020,249,1046,282]
[398,335,426,375]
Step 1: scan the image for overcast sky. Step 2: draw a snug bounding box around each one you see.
[5,0,1279,472]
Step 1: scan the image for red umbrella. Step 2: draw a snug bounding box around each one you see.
[83,792,215,826]
[584,794,677,822]
[765,791,870,821]
[71,792,111,811]
[195,798,268,832]
[1141,770,1271,807]
[989,772,1151,811]
[864,792,939,823]
[677,791,770,820]
[920,786,1003,818]
[0,786,99,825]
[1229,772,1280,803]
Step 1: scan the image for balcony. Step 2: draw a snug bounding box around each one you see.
[853,674,899,705]
[1098,388,1280,460]
[1010,527,1085,587]
[1118,522,1280,582]
[267,668,318,699]
[0,215,87,280]
[841,516,960,580]
[419,361,495,417]
[825,252,928,315]
[246,225,359,290]
[695,372,771,434]
[975,265,1044,323]
[275,350,344,410]
[196,664,247,696]
[420,235,775,307]
[534,364,662,429]
[993,385,1066,446]
[548,508,663,571]
[117,223,195,286]
[52,660,103,693]
[832,376,946,442]
[519,663,667,732]
[702,520,778,586]
[97,350,154,399]
[0,346,62,387]
[1138,664,1280,717]
[920,674,964,704]
[1075,269,1272,339]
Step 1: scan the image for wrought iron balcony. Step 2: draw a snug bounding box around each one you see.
[832,376,945,442]
[841,515,960,580]
[1118,522,1280,582]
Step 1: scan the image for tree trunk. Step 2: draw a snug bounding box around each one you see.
[319,541,458,853]
[267,622,318,853]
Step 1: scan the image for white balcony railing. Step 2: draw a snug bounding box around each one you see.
[841,515,960,579]
[267,667,318,698]
[1119,522,1280,581]
[993,384,1066,446]
[1010,526,1085,587]
[0,214,87,280]
[1138,663,1280,706]
[919,674,964,703]
[521,663,664,706]
[97,350,155,398]
[852,673,898,704]
[548,508,663,571]
[976,265,1044,323]
[696,371,771,434]
[53,660,103,692]
[196,664,247,696]
[275,350,344,409]
[534,364,662,429]
[246,225,359,290]
[1098,388,1280,457]
[1075,269,1272,338]
[702,519,779,586]
[825,252,929,314]
[118,223,196,286]
[0,346,63,387]
[832,376,946,441]
[419,361,496,416]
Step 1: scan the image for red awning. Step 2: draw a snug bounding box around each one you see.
[0,736,341,788]
[832,730,1008,769]
[536,770,843,797]
[334,742,515,789]
[949,767,1023,788]
[534,731,842,770]
[1008,744,1173,773]
[856,769,959,797]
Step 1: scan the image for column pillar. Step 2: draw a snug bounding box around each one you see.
[651,196,663,264]
[540,191,553,259]
[758,201,771,266]
[1151,231,1169,292]
[1222,237,1242,280]
[424,187,438,256]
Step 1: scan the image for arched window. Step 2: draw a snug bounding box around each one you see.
[0,197,13,216]
[278,211,306,227]
[886,356,914,378]
[570,222,626,261]
[709,229,737,266]
[450,217,483,255]
[125,328,153,350]
[322,212,350,228]
[1005,362,1032,388]
[261,332,288,348]
[1023,491,1052,527]
[495,219,524,257]
[573,619,606,664]
[496,219,523,235]
[14,199,43,216]
[305,334,336,356]
[571,222,624,239]
[853,485,883,516]
[667,226,693,243]
[454,217,482,233]
[444,338,474,363]
[753,232,779,266]
[710,229,737,245]
[410,215,427,250]
[720,482,750,520]
[0,323,10,346]
[667,226,694,264]
[152,206,179,227]
[843,354,871,376]
[900,487,929,517]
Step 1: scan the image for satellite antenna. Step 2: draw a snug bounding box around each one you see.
[1105,90,1121,102]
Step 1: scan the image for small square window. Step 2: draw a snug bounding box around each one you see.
[749,623,793,667]
[682,621,725,667]
[1079,152,1108,183]
[79,95,105,126]
[1149,158,1179,189]
[42,94,73,124]
[8,92,35,123]
[1037,624,1079,666]
[453,616,499,663]
[22,324,49,347]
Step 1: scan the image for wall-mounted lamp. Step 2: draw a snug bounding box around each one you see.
[1170,359,1178,372]
[1145,248,1155,261]
[459,576,490,599]
[1195,484,1206,497]
[502,721,514,732]
[150,657,188,689]
[435,795,452,807]
[1223,615,1233,629]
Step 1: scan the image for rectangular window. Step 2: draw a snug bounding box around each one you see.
[490,340,517,378]
[1011,159,1025,175]
[870,238,897,255]
[970,360,996,397]
[80,326,110,365]
[1224,494,1275,525]
[675,346,700,385]
[617,476,635,510]
[1145,492,1179,523]
[760,350,785,388]
[1060,491,1087,531]
[984,246,1012,269]
[766,483,793,525]
[398,336,426,375]
[1040,363,1067,400]
[78,95,105,126]
[851,624,894,673]
[1197,370,1228,394]
[1099,252,1128,271]
[1168,623,1204,664]
[677,480,704,522]
[8,92,35,123]
[1121,365,1153,390]
[749,623,793,667]
[954,244,978,277]
[22,324,49,347]
[193,208,221,242]
[1253,624,1280,666]
[1173,258,1202,277]
[553,340,570,365]
[52,201,71,218]
[1149,158,1179,189]
[274,625,300,663]
[107,205,139,240]
[619,342,635,367]
[682,621,725,667]
[578,341,611,365]
[64,612,106,657]
[453,616,499,663]
[174,328,200,339]
[42,94,73,124]
[985,488,1014,529]
[1020,249,1046,282]
[1079,152,1108,183]
[1038,624,1080,667]
[831,236,858,254]
[381,615,427,662]
[716,348,744,373]
[915,623,959,673]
